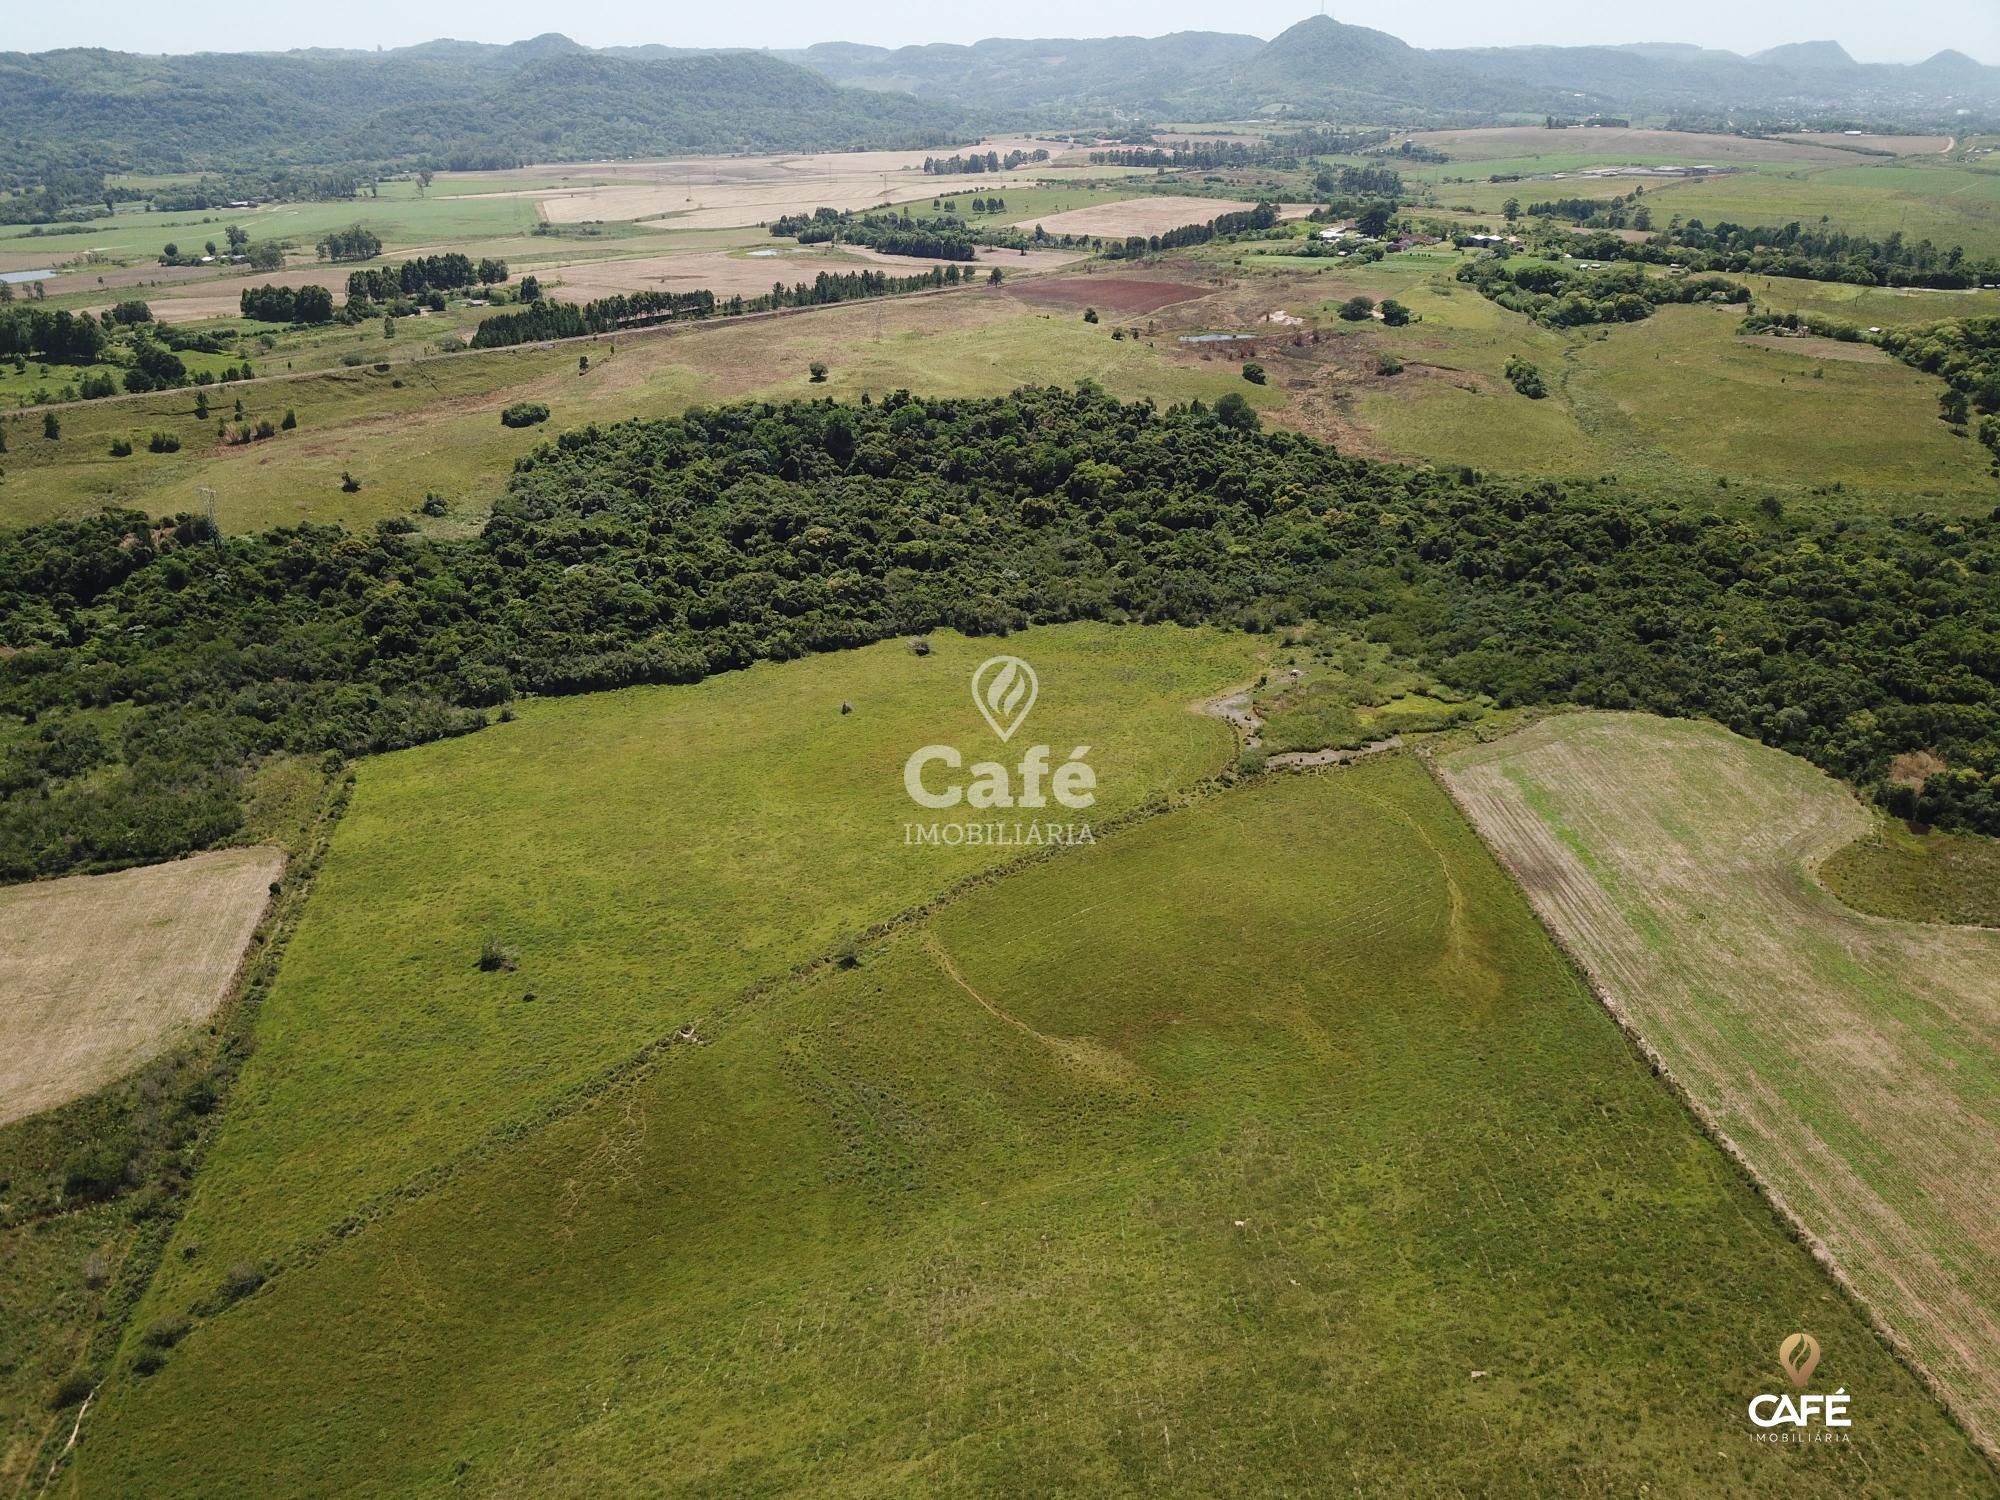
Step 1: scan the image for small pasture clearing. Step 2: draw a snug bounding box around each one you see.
[1007,196,1315,240]
[0,847,282,1124]
[1741,332,1893,362]
[1443,712,2000,1456]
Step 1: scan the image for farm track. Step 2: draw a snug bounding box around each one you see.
[1441,713,2000,1462]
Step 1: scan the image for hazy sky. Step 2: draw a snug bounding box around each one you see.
[22,0,1999,64]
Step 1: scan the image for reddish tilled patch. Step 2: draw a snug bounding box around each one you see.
[1001,277,1208,314]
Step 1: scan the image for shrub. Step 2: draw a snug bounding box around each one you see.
[1380,299,1411,327]
[420,492,450,517]
[809,361,828,383]
[1505,356,1548,399]
[1338,296,1376,322]
[281,409,297,430]
[49,1371,96,1410]
[109,437,134,456]
[1082,308,1098,324]
[1376,351,1405,376]
[148,432,181,453]
[500,402,550,429]
[219,1262,265,1303]
[340,471,361,492]
[477,935,517,972]
[141,1314,192,1349]
[43,412,60,440]
[1241,362,1267,385]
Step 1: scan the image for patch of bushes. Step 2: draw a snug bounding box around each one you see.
[1505,356,1547,399]
[500,402,550,429]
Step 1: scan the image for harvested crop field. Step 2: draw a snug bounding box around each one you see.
[1442,712,2000,1456]
[1007,195,1315,239]
[0,847,283,1124]
[447,141,1064,232]
[1001,275,1212,313]
[1401,126,1878,165]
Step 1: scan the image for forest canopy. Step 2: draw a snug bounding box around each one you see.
[1,386,1995,883]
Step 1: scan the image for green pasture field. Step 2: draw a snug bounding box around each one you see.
[1819,817,2000,927]
[926,182,1146,226]
[1285,260,1997,509]
[69,742,1995,1495]
[0,180,544,269]
[0,289,1285,533]
[117,625,1264,1335]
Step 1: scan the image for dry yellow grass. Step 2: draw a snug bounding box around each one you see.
[445,141,1066,231]
[1007,196,1317,239]
[1441,712,2000,1457]
[0,847,283,1124]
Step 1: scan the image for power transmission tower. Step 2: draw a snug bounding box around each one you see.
[199,486,221,550]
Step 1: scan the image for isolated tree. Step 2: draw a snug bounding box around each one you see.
[43,411,59,440]
[225,224,249,252]
[417,169,434,195]
[1380,299,1411,326]
[1503,197,1522,224]
[194,391,209,420]
[578,354,590,374]
[1083,307,1098,324]
[281,409,297,430]
[1213,391,1259,432]
[383,315,396,340]
[1338,296,1376,322]
[204,240,217,257]
[988,267,1003,285]
[809,361,829,383]
[163,242,178,258]
[519,275,541,303]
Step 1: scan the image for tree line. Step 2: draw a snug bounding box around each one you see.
[923,149,1046,174]
[5,385,1995,884]
[344,255,508,301]
[1101,201,1281,259]
[1457,257,1750,327]
[466,263,988,349]
[1566,220,1999,291]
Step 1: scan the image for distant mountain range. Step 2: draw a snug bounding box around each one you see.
[0,38,971,174]
[787,17,2000,123]
[1,18,1994,177]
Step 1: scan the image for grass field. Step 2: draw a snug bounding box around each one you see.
[1443,712,2000,1455]
[0,847,283,1125]
[1820,819,2000,928]
[116,625,1266,1335]
[66,749,1996,1495]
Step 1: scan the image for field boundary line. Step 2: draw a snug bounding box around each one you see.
[1422,743,1999,1470]
[23,769,357,1499]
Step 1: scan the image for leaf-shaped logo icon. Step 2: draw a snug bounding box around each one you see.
[971,656,1039,742]
[1779,1333,1821,1391]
